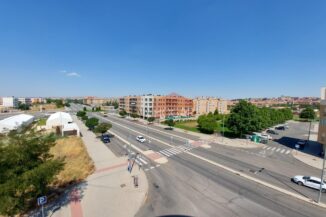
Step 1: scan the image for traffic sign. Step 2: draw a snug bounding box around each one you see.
[37,196,47,206]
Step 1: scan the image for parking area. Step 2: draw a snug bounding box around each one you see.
[268,121,323,157]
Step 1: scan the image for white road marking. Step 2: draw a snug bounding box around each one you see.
[138,157,148,165]
[144,168,149,171]
[263,146,267,149]
[276,148,281,152]
[160,150,172,157]
[135,159,142,166]
[285,150,291,155]
[266,147,271,150]
[280,149,285,154]
[168,148,183,154]
[150,166,155,169]
[156,165,160,167]
[271,147,276,151]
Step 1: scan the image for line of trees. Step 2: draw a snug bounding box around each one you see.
[77,110,112,133]
[227,100,293,137]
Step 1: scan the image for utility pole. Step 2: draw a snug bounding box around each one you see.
[318,150,326,203]
[307,120,312,144]
[222,114,225,142]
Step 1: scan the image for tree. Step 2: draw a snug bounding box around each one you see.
[147,117,155,123]
[112,101,119,109]
[165,119,175,128]
[130,113,139,119]
[94,123,112,135]
[119,110,127,117]
[83,107,87,112]
[77,111,86,117]
[0,130,64,216]
[82,115,88,121]
[300,107,316,120]
[197,114,217,134]
[18,102,30,110]
[85,117,99,130]
[226,100,261,137]
[55,99,64,108]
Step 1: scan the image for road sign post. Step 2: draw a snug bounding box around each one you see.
[37,196,47,217]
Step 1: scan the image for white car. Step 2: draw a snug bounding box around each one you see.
[261,133,272,140]
[292,175,326,192]
[136,135,146,143]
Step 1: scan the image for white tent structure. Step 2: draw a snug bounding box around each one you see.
[0,114,34,133]
[62,123,80,137]
[46,112,73,129]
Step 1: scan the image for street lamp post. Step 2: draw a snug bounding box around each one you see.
[318,151,326,203]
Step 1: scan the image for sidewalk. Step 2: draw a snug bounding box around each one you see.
[50,115,148,217]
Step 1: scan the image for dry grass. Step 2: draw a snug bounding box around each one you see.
[30,104,63,111]
[50,136,94,186]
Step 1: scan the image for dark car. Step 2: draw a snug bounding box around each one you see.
[266,129,278,135]
[275,126,285,130]
[101,134,110,143]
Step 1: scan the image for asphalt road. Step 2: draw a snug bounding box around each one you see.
[70,103,326,217]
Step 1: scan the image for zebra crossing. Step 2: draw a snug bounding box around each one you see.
[261,146,291,155]
[159,144,196,157]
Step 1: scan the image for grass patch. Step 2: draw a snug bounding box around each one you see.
[37,118,46,126]
[50,136,94,186]
[174,120,200,133]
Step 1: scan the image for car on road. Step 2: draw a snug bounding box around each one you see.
[136,135,146,143]
[292,175,326,192]
[295,140,306,149]
[101,134,110,143]
[266,129,278,135]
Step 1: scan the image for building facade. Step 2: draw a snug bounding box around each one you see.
[83,96,117,106]
[0,97,18,108]
[120,93,193,119]
[193,97,228,116]
[17,97,32,105]
[318,88,326,152]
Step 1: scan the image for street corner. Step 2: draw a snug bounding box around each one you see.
[143,150,168,164]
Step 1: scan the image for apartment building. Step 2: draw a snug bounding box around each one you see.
[193,97,228,116]
[119,96,141,115]
[17,97,32,105]
[83,96,117,106]
[31,97,44,104]
[120,93,193,119]
[318,87,326,152]
[0,97,18,108]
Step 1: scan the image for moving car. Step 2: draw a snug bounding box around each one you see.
[101,134,110,143]
[136,135,146,143]
[292,175,326,192]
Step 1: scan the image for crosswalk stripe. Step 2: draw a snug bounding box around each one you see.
[285,150,291,155]
[156,165,160,167]
[266,147,271,150]
[160,150,172,157]
[167,148,182,154]
[135,159,142,166]
[271,147,276,151]
[276,148,281,152]
[263,146,267,149]
[150,166,155,169]
[138,158,148,165]
[280,149,285,154]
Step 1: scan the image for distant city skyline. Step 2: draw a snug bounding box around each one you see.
[0,1,325,98]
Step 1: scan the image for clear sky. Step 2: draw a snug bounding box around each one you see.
[0,0,325,99]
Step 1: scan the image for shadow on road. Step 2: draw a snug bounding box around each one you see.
[29,181,88,217]
[275,136,323,158]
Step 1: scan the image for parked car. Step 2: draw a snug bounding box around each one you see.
[292,175,326,192]
[136,135,146,143]
[261,133,272,140]
[296,140,306,149]
[266,129,278,135]
[275,126,286,130]
[101,134,110,143]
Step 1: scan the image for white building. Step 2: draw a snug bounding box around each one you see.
[321,87,326,100]
[141,94,154,118]
[62,123,80,137]
[0,114,34,133]
[46,112,73,129]
[0,96,18,108]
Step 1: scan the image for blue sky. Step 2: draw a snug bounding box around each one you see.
[0,0,325,99]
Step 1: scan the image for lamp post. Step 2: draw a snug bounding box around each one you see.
[318,151,326,203]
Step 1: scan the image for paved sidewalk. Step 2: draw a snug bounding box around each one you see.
[50,115,148,217]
